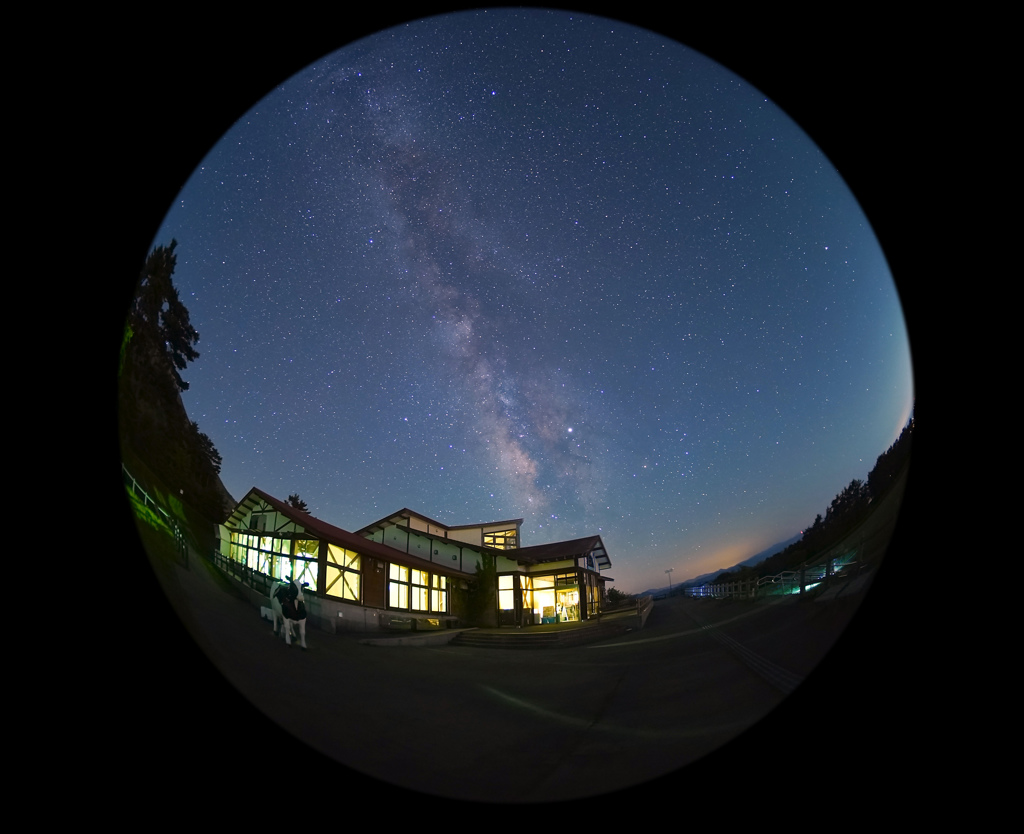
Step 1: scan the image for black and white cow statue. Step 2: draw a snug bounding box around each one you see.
[270,578,308,650]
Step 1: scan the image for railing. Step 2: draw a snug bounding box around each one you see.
[635,594,653,626]
[685,549,862,600]
[686,579,758,599]
[123,463,188,566]
[210,549,274,597]
[683,470,906,601]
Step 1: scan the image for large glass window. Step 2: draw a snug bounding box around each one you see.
[484,529,518,549]
[519,572,581,622]
[529,575,555,622]
[325,543,360,602]
[557,589,580,621]
[584,572,600,617]
[389,564,410,609]
[292,539,319,590]
[498,574,516,612]
[389,565,447,612]
[431,574,447,613]
[410,569,429,612]
[520,576,534,625]
[230,530,293,579]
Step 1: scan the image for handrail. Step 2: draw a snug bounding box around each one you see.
[684,549,863,599]
[122,462,189,564]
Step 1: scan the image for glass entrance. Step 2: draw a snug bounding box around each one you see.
[556,589,580,622]
[499,572,583,625]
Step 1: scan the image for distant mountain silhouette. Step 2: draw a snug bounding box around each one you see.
[734,535,803,570]
[639,534,802,597]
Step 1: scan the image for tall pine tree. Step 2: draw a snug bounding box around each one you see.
[126,239,200,394]
[121,240,227,521]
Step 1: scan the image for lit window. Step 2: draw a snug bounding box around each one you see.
[326,543,361,602]
[389,564,410,609]
[484,529,518,549]
[389,565,447,612]
[431,574,447,613]
[498,574,516,610]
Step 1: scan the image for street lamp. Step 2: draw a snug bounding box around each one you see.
[665,568,674,594]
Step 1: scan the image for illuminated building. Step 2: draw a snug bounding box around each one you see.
[218,487,612,631]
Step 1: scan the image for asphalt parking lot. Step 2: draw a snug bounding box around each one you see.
[118,527,915,807]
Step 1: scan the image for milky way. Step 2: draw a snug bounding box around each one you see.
[152,9,913,592]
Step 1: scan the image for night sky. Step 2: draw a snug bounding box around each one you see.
[144,9,913,594]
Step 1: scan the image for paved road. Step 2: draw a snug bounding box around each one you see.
[118,524,916,807]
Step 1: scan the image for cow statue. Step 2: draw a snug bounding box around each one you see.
[270,578,308,650]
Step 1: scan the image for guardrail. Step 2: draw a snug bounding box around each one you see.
[635,594,653,625]
[210,549,275,596]
[123,463,188,566]
[682,471,905,601]
[684,550,862,600]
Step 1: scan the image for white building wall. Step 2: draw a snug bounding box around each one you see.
[447,527,483,546]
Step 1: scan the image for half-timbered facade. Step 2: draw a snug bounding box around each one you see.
[218,487,612,630]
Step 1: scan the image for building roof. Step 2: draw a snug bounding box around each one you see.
[356,507,524,538]
[513,535,612,570]
[226,488,611,575]
[225,488,477,579]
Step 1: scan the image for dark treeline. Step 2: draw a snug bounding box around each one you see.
[119,240,230,522]
[714,414,914,584]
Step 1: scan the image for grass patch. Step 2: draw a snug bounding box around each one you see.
[134,513,181,568]
[126,488,175,537]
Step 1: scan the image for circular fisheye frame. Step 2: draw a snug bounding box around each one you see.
[119,9,915,806]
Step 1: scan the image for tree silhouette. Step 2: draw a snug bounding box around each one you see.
[750,414,914,579]
[287,494,309,513]
[120,240,227,521]
[869,413,913,498]
[467,553,497,626]
[127,239,200,393]
[606,587,632,605]
[191,421,223,477]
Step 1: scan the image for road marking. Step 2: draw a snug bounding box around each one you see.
[478,685,759,740]
[682,606,804,694]
[587,626,707,647]
[588,607,767,648]
[697,625,804,694]
[591,605,804,694]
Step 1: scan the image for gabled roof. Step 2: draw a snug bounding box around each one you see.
[225,488,476,578]
[226,488,611,575]
[357,507,523,538]
[513,535,612,570]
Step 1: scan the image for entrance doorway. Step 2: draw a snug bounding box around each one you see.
[498,573,583,625]
[556,589,580,622]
